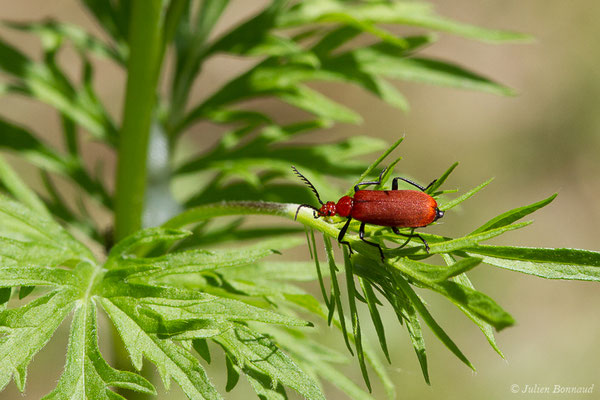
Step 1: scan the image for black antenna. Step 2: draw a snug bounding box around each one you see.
[291,166,324,205]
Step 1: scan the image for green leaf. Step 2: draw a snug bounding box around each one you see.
[343,249,371,390]
[105,227,192,268]
[193,339,211,364]
[225,355,240,392]
[426,161,458,195]
[441,254,504,358]
[324,236,352,353]
[390,258,514,331]
[214,323,326,400]
[99,297,222,400]
[3,20,124,63]
[471,193,557,234]
[0,195,94,262]
[431,257,482,282]
[271,328,376,400]
[0,266,78,288]
[0,155,49,217]
[343,47,513,95]
[466,245,600,282]
[359,279,390,363]
[137,296,310,328]
[80,0,130,44]
[400,293,430,384]
[390,222,531,256]
[125,237,303,281]
[393,274,475,371]
[0,37,118,144]
[0,290,76,391]
[439,178,494,210]
[44,303,155,399]
[279,1,530,43]
[346,137,404,196]
[0,118,112,209]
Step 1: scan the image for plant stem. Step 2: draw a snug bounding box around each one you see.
[164,201,345,242]
[113,2,165,398]
[114,0,165,241]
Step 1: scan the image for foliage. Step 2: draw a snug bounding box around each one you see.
[0,1,597,400]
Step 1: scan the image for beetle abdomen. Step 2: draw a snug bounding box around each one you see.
[350,190,438,228]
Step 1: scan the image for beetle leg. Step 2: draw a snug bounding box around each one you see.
[354,167,387,192]
[391,177,426,191]
[359,222,385,261]
[392,227,430,253]
[338,217,354,255]
[424,179,437,192]
[392,227,412,249]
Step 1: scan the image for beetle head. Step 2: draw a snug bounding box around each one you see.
[318,201,337,217]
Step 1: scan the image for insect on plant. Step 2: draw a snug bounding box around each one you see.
[292,166,445,260]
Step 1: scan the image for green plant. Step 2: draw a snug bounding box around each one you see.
[0,1,598,399]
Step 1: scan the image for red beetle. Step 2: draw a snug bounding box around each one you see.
[292,166,444,260]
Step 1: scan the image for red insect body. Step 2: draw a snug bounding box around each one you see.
[317,190,438,228]
[293,165,443,258]
[351,190,438,227]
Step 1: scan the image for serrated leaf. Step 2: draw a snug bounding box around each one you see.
[99,297,222,400]
[272,328,376,400]
[439,177,493,210]
[105,227,192,268]
[44,302,155,399]
[466,245,600,282]
[390,258,514,330]
[346,136,404,196]
[125,237,303,282]
[138,296,310,328]
[279,1,529,43]
[0,37,118,144]
[393,274,475,371]
[0,155,49,216]
[214,323,325,400]
[471,193,557,234]
[80,0,130,43]
[359,278,390,363]
[389,222,531,256]
[0,290,77,392]
[343,249,371,390]
[441,254,504,358]
[4,20,124,63]
[426,161,458,195]
[0,266,78,288]
[352,52,514,95]
[0,195,93,262]
[0,119,112,210]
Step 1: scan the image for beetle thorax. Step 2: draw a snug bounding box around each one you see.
[335,196,353,217]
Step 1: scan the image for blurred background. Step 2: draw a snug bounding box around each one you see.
[0,1,599,399]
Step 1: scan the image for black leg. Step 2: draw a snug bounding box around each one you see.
[424,179,437,192]
[359,222,385,261]
[338,217,354,255]
[392,177,426,191]
[392,227,412,249]
[392,227,430,252]
[354,167,387,192]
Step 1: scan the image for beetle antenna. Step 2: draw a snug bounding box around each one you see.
[295,204,319,220]
[291,166,324,205]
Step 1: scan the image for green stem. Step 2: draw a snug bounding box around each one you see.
[114,0,165,241]
[164,201,351,248]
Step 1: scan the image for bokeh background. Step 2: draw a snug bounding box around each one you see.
[0,1,599,399]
